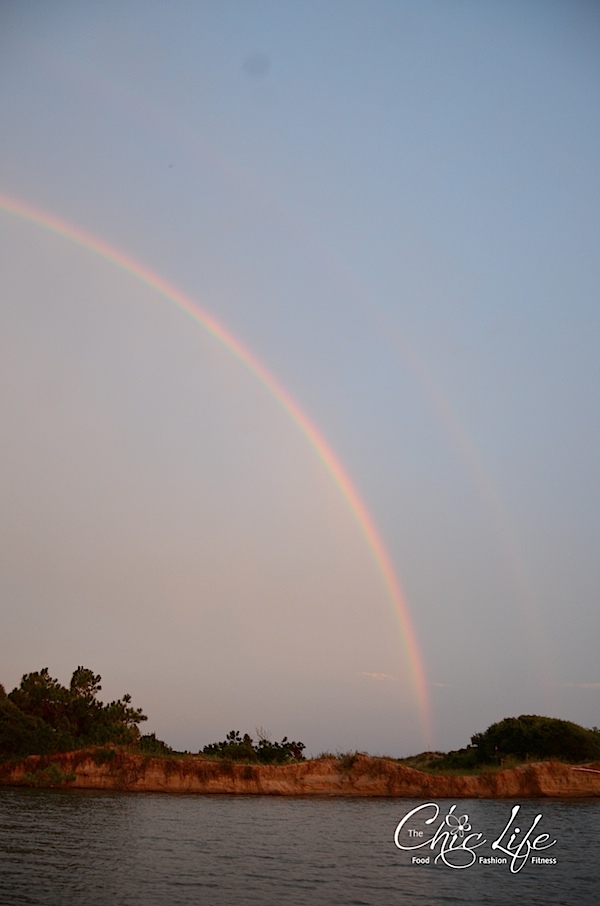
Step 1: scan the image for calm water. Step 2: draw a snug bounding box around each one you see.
[0,789,598,904]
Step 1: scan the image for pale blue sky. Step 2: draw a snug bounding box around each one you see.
[1,0,599,755]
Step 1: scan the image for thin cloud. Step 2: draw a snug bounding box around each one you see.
[361,672,400,682]
[561,683,600,689]
[360,673,449,688]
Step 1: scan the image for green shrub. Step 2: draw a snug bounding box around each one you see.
[471,715,600,764]
[138,733,173,756]
[202,730,305,764]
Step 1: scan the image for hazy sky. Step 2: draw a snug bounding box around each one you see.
[1,0,599,757]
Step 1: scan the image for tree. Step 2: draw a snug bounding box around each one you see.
[471,715,600,763]
[0,697,59,756]
[91,693,147,745]
[68,667,103,738]
[8,669,71,734]
[1,666,147,755]
[70,667,102,700]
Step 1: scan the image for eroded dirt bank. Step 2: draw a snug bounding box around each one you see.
[1,751,600,797]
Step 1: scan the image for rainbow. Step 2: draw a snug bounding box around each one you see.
[0,193,432,744]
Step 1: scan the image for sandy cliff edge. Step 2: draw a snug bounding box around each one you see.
[1,751,599,797]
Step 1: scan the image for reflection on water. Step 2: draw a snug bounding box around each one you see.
[0,790,598,904]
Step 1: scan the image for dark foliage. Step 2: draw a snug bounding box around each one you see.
[203,730,305,764]
[0,697,63,756]
[430,746,480,771]
[138,733,173,756]
[0,667,147,756]
[471,715,600,764]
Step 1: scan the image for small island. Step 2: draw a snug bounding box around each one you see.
[1,667,599,798]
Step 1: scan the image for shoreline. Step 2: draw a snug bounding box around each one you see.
[1,750,600,797]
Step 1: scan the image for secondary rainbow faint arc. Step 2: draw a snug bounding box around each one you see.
[0,193,432,744]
